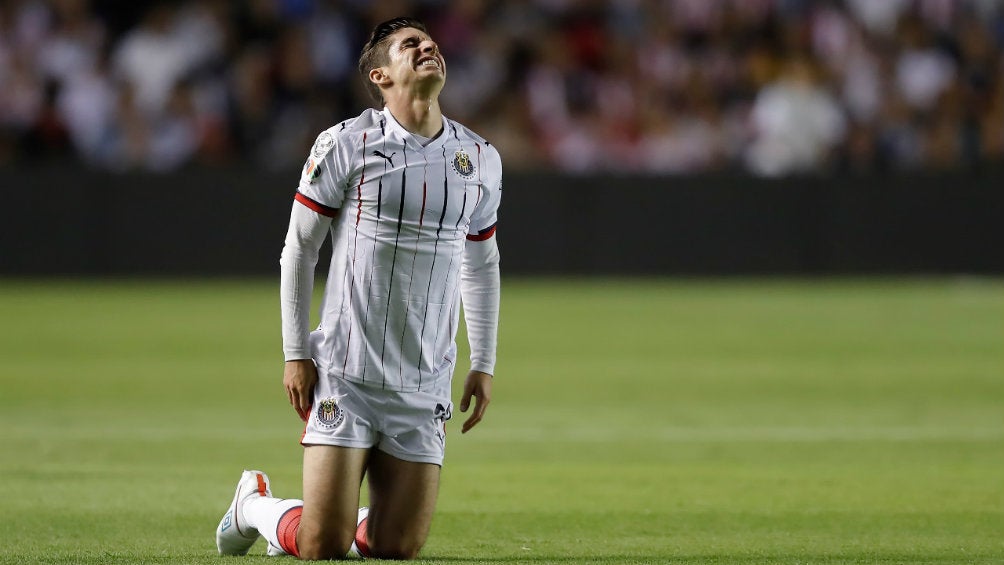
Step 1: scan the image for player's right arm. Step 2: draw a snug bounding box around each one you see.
[280,202,333,421]
[279,129,346,420]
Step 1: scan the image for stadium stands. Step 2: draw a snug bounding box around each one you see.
[1,0,1002,175]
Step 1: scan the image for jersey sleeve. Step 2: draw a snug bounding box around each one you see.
[295,130,348,216]
[467,143,502,241]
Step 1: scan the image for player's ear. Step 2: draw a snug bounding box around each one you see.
[369,68,390,88]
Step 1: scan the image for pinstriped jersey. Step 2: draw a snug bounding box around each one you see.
[295,108,502,392]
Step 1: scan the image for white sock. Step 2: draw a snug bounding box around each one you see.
[244,496,303,556]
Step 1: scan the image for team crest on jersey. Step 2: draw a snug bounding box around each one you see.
[451,150,477,180]
[312,132,334,158]
[315,397,345,428]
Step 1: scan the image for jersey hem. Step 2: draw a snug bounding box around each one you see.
[316,368,454,394]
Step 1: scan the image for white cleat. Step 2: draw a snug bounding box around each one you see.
[266,542,285,557]
[216,470,272,555]
[349,507,371,557]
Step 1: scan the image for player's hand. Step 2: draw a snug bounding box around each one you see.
[283,359,318,422]
[459,370,492,434]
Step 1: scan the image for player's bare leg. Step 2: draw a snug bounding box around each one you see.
[297,445,369,560]
[363,449,441,560]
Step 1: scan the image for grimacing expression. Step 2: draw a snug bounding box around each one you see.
[380,27,446,87]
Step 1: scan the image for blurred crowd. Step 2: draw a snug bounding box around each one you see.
[2,0,1004,175]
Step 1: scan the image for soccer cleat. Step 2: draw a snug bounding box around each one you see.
[216,470,272,555]
[349,506,371,557]
[266,542,285,557]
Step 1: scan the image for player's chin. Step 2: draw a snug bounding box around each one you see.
[419,72,446,89]
[415,63,445,76]
[418,68,446,80]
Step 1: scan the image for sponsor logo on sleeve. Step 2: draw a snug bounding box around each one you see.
[303,158,322,183]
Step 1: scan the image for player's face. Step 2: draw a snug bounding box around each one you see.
[383,27,446,88]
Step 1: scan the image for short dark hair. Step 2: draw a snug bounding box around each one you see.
[358,17,429,105]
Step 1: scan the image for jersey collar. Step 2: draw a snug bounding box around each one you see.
[381,107,449,151]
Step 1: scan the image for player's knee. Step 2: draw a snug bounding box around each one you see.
[297,540,351,561]
[369,537,424,560]
[371,547,421,560]
[296,526,352,560]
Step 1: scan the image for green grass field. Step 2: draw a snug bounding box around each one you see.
[1,278,1002,565]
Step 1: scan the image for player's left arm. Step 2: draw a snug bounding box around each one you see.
[459,144,502,434]
[459,235,500,433]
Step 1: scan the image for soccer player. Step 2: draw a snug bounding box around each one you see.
[215,16,501,560]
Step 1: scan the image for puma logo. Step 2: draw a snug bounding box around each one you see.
[373,150,396,166]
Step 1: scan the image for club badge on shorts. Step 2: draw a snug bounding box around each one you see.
[315,397,345,428]
[451,149,477,180]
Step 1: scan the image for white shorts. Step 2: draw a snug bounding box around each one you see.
[301,376,454,466]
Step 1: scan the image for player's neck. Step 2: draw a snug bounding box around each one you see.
[385,97,443,139]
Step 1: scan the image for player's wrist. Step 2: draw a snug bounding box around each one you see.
[469,361,494,375]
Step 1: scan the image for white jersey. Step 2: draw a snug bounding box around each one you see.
[284,107,502,392]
